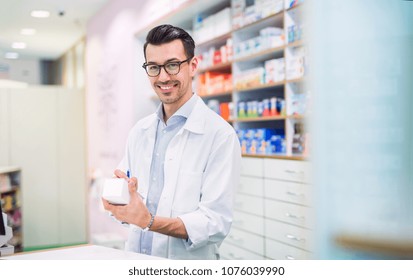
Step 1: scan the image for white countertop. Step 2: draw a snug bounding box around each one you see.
[2,244,164,260]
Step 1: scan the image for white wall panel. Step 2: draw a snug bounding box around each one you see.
[10,88,59,247]
[0,90,9,165]
[4,86,87,248]
[57,88,87,244]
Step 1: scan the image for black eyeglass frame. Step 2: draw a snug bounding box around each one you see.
[142,57,193,77]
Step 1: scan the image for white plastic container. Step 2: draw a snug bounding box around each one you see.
[102,178,130,205]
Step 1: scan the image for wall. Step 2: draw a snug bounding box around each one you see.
[86,0,160,179]
[0,58,41,85]
[0,86,87,249]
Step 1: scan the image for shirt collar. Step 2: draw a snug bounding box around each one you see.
[155,93,197,124]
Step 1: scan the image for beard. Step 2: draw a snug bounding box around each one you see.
[154,80,185,104]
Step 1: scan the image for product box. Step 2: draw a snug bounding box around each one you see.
[270,97,283,116]
[238,101,247,118]
[288,92,306,115]
[285,0,304,9]
[268,135,286,154]
[220,102,230,120]
[286,56,305,80]
[102,178,130,205]
[260,27,284,49]
[256,0,283,18]
[236,127,286,155]
[235,67,265,89]
[265,58,285,84]
[214,7,232,38]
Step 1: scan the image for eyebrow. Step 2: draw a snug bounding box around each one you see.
[146,57,182,64]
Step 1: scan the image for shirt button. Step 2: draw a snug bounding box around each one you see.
[152,177,156,181]
[163,130,166,134]
[156,153,159,157]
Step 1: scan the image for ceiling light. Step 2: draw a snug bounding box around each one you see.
[21,28,36,35]
[5,52,19,59]
[31,10,50,18]
[12,42,27,49]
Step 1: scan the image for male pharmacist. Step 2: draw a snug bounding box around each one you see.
[102,24,241,259]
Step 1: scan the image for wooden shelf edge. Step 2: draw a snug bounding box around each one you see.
[197,31,232,48]
[232,10,284,33]
[198,61,232,73]
[233,46,285,63]
[0,185,20,194]
[0,166,21,174]
[286,40,304,48]
[235,81,285,92]
[335,233,413,257]
[242,154,307,161]
[199,91,232,98]
[235,116,286,122]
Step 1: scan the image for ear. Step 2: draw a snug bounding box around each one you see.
[189,56,198,77]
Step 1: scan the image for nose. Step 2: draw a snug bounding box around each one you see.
[157,66,171,81]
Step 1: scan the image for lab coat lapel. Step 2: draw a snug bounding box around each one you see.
[139,115,157,201]
[157,97,206,217]
[151,98,207,258]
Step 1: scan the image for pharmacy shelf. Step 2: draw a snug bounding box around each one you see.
[135,0,308,161]
[0,167,23,252]
[135,0,230,39]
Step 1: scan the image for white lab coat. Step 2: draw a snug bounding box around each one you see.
[118,95,241,259]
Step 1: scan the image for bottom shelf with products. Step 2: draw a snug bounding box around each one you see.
[0,167,23,252]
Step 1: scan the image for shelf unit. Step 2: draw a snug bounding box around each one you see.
[0,166,23,252]
[135,0,312,260]
[194,1,308,160]
[135,0,308,160]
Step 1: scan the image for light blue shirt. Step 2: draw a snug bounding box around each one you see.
[139,94,197,255]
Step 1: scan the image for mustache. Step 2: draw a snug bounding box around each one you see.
[155,81,179,86]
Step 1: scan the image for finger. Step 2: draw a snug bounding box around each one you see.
[114,169,128,179]
[102,198,113,211]
[128,177,138,193]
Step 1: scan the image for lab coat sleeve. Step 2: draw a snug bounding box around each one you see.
[178,131,241,250]
[116,127,135,173]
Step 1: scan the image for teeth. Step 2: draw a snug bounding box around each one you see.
[160,85,173,90]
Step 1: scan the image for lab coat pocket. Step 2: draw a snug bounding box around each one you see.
[172,170,203,212]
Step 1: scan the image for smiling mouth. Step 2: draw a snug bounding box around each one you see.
[157,82,178,92]
[159,85,173,90]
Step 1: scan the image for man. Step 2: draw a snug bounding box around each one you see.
[102,24,241,259]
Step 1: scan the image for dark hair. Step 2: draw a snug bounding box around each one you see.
[144,24,195,61]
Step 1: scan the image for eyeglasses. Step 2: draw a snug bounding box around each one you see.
[142,57,192,77]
